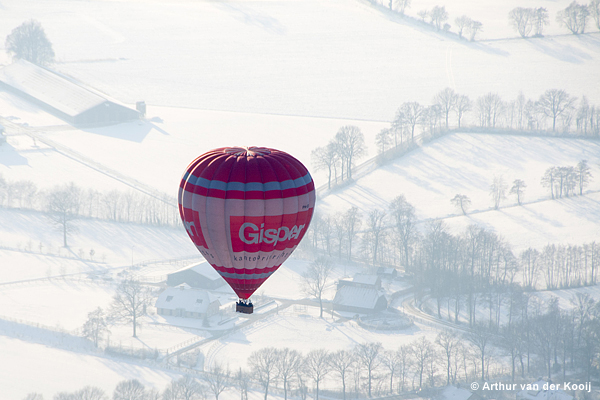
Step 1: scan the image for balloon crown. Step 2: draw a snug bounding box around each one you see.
[224,147,272,157]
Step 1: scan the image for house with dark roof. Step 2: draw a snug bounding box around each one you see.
[166,262,225,290]
[156,285,221,319]
[0,59,139,126]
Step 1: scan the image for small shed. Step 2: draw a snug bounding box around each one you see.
[0,59,139,126]
[167,261,225,290]
[333,286,387,314]
[156,285,221,319]
[377,267,398,279]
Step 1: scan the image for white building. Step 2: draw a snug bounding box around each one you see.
[156,284,221,319]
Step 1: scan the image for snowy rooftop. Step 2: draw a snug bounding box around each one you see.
[0,59,109,116]
[171,261,222,281]
[352,274,380,286]
[334,285,385,309]
[155,285,220,313]
[435,386,475,400]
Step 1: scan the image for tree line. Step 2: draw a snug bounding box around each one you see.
[0,176,179,246]
[312,87,599,194]
[33,294,600,399]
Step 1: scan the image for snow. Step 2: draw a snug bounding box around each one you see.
[318,132,600,251]
[0,0,599,397]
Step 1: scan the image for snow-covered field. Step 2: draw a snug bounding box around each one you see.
[0,0,599,397]
[319,133,600,251]
[1,0,598,122]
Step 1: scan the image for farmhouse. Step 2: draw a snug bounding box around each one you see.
[166,261,225,290]
[333,285,387,314]
[337,273,381,290]
[0,59,139,126]
[156,285,221,319]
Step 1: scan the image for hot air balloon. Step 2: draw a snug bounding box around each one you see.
[178,147,316,314]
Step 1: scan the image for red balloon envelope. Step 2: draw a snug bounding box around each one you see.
[178,146,316,301]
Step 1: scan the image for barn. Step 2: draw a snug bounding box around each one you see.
[166,261,225,290]
[0,59,140,126]
[333,285,388,314]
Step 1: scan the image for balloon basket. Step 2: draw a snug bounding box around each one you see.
[236,301,254,314]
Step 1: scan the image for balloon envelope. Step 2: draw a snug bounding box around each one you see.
[178,146,316,299]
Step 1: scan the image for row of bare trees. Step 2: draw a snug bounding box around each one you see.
[0,176,179,246]
[541,160,593,199]
[311,126,367,189]
[509,2,600,38]
[302,196,599,293]
[29,292,600,399]
[25,376,206,400]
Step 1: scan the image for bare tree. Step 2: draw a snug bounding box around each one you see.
[509,8,533,37]
[249,347,278,400]
[537,89,577,132]
[576,160,592,195]
[557,2,590,34]
[390,195,416,268]
[396,0,411,15]
[343,207,361,261]
[275,348,303,400]
[311,143,339,190]
[335,126,367,180]
[5,20,55,65]
[430,6,449,30]
[450,194,471,215]
[435,330,459,385]
[46,183,81,247]
[304,349,330,400]
[163,376,204,400]
[301,257,333,318]
[464,323,494,382]
[203,363,230,400]
[533,7,550,35]
[468,20,483,41]
[381,350,400,394]
[490,176,507,209]
[411,337,432,388]
[509,179,526,205]
[113,380,146,400]
[590,0,600,29]
[366,209,387,265]
[82,307,110,348]
[109,279,150,338]
[476,93,504,128]
[328,350,355,400]
[455,94,471,128]
[355,342,382,397]
[417,9,429,22]
[455,16,472,38]
[398,102,424,140]
[235,368,249,400]
[434,88,457,129]
[541,166,558,199]
[375,128,392,155]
